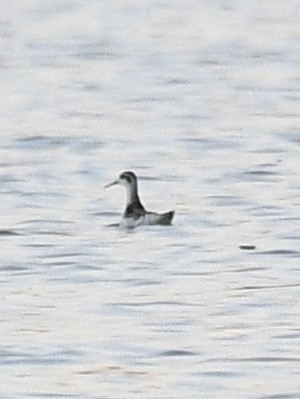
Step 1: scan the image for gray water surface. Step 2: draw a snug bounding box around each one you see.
[0,1,299,398]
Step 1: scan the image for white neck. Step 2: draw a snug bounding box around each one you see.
[124,183,139,206]
[118,177,140,207]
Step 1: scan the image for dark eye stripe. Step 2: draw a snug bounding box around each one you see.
[120,171,136,182]
[120,173,130,182]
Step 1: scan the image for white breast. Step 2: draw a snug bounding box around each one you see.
[120,216,145,229]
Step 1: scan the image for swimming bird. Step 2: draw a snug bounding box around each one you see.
[105,171,174,228]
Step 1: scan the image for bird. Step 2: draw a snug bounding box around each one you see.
[105,171,175,228]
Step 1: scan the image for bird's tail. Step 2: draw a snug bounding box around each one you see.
[157,211,175,225]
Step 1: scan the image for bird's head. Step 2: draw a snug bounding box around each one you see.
[105,171,137,189]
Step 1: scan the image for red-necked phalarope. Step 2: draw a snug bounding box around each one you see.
[105,171,175,228]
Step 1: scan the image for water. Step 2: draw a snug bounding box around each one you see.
[0,1,299,398]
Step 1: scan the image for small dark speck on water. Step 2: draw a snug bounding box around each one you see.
[0,230,20,236]
[158,350,197,357]
[239,245,256,250]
